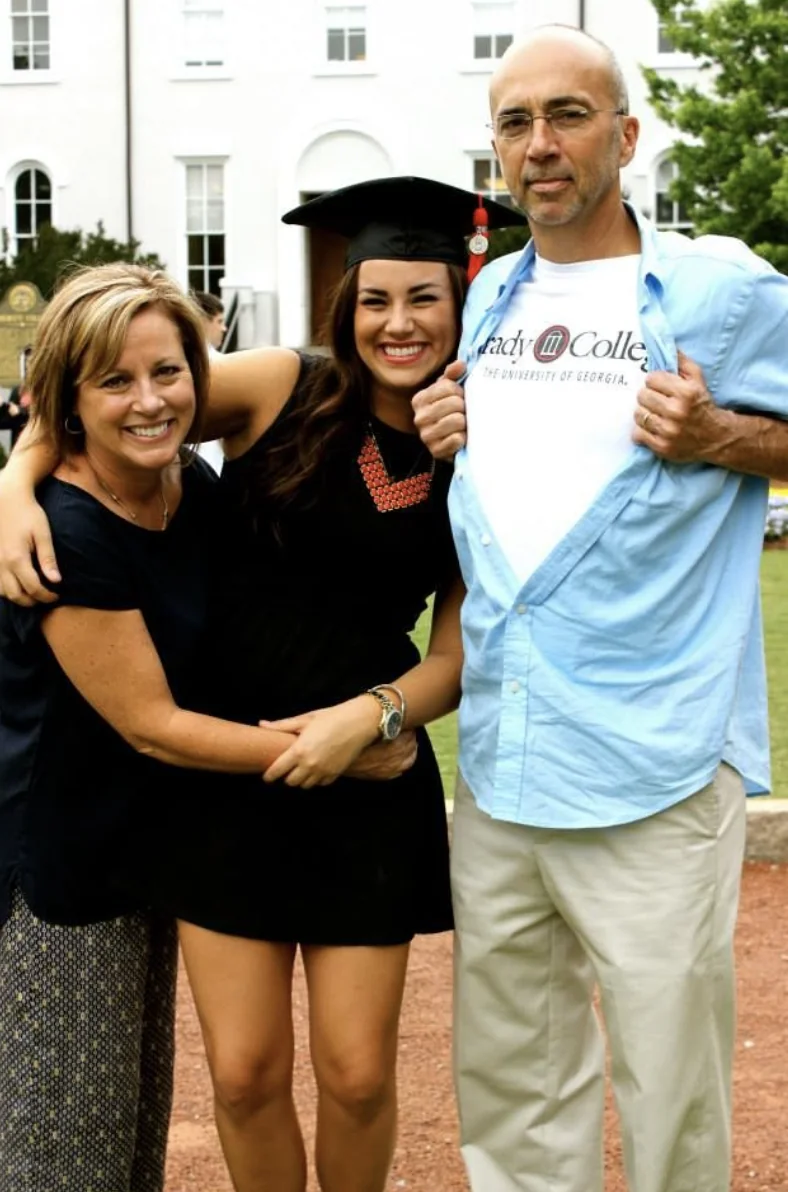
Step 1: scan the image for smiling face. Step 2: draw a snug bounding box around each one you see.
[353,259,459,411]
[490,32,638,235]
[75,307,196,479]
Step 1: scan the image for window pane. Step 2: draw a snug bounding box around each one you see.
[12,16,29,41]
[473,159,492,190]
[31,0,48,11]
[15,170,32,200]
[16,205,32,234]
[656,194,673,224]
[206,199,224,231]
[188,267,204,291]
[207,234,225,266]
[184,11,205,64]
[32,46,49,68]
[34,169,51,199]
[677,200,690,225]
[495,33,512,55]
[32,15,47,39]
[206,270,223,297]
[37,203,51,227]
[186,199,205,232]
[474,35,492,59]
[656,158,674,188]
[327,29,345,60]
[658,24,675,52]
[206,165,224,197]
[188,235,205,266]
[11,0,28,13]
[348,30,365,60]
[13,48,30,69]
[186,165,204,198]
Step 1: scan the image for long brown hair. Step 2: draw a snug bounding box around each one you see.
[253,260,467,516]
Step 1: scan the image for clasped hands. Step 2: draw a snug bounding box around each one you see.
[260,695,417,789]
[412,351,725,463]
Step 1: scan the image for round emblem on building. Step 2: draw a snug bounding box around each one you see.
[533,324,570,362]
[7,283,38,313]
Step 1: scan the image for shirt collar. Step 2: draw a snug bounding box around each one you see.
[466,202,665,357]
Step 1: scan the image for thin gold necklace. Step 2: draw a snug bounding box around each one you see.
[89,463,169,530]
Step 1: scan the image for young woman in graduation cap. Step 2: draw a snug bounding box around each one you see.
[0,175,526,1192]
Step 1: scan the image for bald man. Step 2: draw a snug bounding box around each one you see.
[413,25,788,1192]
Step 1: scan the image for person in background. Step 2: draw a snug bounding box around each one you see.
[0,345,33,447]
[192,290,227,355]
[412,25,788,1192]
[192,292,228,472]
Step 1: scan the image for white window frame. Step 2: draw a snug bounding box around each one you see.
[184,160,226,297]
[10,161,52,254]
[654,3,696,65]
[322,3,367,68]
[182,0,224,68]
[653,156,692,233]
[471,0,514,63]
[11,0,49,70]
[471,153,515,210]
[1,0,55,83]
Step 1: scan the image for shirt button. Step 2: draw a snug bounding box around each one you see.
[516,603,527,615]
[456,468,464,480]
[509,679,521,694]
[480,533,492,546]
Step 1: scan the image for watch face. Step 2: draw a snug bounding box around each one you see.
[382,708,403,740]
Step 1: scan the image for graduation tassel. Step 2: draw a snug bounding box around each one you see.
[467,195,489,282]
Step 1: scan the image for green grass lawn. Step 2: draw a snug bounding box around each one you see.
[415,551,788,799]
[761,551,788,796]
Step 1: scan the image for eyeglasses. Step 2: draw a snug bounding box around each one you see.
[488,107,626,141]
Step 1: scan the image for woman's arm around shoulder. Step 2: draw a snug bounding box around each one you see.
[202,346,303,448]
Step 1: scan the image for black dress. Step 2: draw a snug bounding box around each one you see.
[0,461,221,927]
[162,356,455,946]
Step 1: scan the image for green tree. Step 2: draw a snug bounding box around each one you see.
[0,222,164,298]
[643,0,788,272]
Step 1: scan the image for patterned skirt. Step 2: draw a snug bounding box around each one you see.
[0,889,177,1192]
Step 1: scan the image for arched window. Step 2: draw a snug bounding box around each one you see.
[14,166,52,251]
[654,158,692,233]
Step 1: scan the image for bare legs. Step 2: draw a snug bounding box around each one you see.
[178,925,306,1192]
[305,943,409,1192]
[179,922,410,1192]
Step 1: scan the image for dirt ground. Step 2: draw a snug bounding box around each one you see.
[165,861,788,1191]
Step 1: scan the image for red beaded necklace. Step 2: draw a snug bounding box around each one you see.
[358,423,435,513]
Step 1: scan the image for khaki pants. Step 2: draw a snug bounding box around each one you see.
[451,765,746,1192]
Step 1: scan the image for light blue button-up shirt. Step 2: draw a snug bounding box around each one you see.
[450,206,788,829]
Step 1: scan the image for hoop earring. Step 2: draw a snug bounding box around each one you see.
[64,414,83,435]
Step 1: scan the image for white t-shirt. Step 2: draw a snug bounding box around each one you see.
[465,254,646,583]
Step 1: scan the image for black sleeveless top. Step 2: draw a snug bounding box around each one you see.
[206,355,457,723]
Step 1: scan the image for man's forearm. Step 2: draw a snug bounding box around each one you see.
[698,408,788,482]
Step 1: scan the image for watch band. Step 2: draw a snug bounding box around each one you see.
[364,685,403,740]
[368,683,407,726]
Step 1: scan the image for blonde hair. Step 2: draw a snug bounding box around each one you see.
[26,262,209,458]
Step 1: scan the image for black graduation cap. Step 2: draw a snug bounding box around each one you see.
[281,175,527,272]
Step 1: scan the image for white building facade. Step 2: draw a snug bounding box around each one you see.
[0,0,701,349]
